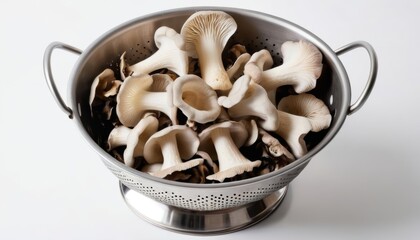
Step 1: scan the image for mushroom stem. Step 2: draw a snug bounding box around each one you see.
[151,133,203,178]
[196,38,232,90]
[128,45,187,76]
[141,91,175,120]
[116,75,177,127]
[123,27,189,77]
[226,81,279,131]
[274,93,331,158]
[207,127,261,182]
[159,135,182,170]
[275,111,312,158]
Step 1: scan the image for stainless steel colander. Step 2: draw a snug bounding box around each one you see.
[44,7,377,234]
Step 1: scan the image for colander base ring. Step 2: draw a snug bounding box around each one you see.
[119,182,287,235]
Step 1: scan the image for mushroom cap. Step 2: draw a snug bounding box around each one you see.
[144,125,200,164]
[154,26,185,50]
[227,52,251,81]
[172,74,221,123]
[180,11,237,58]
[116,74,153,126]
[116,74,175,127]
[151,158,204,179]
[141,163,163,174]
[150,73,173,91]
[119,52,130,80]
[261,40,323,93]
[218,74,251,108]
[206,160,261,182]
[227,82,279,131]
[198,121,248,159]
[107,125,131,151]
[89,68,120,114]
[277,93,331,132]
[243,49,274,83]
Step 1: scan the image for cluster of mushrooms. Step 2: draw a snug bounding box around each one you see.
[89,11,332,183]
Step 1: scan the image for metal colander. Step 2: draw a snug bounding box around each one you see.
[44,7,377,234]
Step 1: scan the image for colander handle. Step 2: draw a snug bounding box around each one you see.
[335,41,378,115]
[43,41,82,119]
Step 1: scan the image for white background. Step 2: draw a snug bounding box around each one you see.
[1,0,419,239]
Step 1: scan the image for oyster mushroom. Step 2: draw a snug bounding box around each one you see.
[89,68,122,115]
[172,74,221,124]
[224,77,279,131]
[107,113,159,167]
[243,49,274,83]
[275,93,331,158]
[227,53,251,81]
[198,121,261,182]
[181,11,237,90]
[116,74,177,127]
[217,74,251,108]
[143,125,204,178]
[120,26,189,79]
[257,40,323,93]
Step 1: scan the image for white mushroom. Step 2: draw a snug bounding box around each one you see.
[275,93,331,158]
[227,53,251,81]
[172,74,221,124]
[89,68,122,115]
[257,40,323,93]
[181,11,237,91]
[116,74,177,127]
[107,113,159,167]
[143,125,203,178]
[218,74,251,108]
[243,49,273,83]
[120,26,189,79]
[225,78,279,131]
[199,121,261,182]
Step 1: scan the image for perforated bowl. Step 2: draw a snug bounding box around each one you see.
[44,7,377,234]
